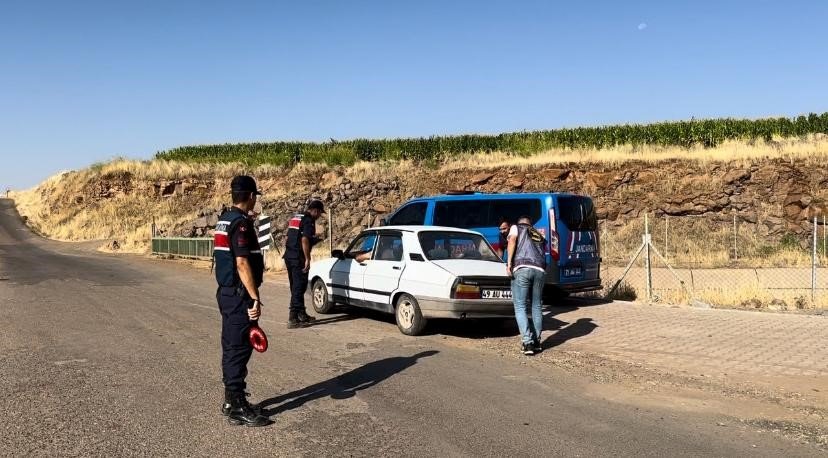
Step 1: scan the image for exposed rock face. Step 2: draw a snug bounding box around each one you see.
[38,157,828,251]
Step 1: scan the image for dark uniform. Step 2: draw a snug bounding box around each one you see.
[283,212,320,315]
[214,207,264,394]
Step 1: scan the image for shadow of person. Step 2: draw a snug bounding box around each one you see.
[259,350,439,417]
[542,318,597,350]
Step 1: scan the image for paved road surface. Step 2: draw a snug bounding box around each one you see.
[0,199,821,456]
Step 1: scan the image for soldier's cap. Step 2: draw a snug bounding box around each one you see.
[231,175,262,195]
[307,199,325,213]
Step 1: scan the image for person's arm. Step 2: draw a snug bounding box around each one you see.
[230,218,261,320]
[301,216,315,272]
[506,232,517,277]
[236,257,261,320]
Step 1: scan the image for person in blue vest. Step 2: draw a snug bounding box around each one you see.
[283,199,325,328]
[214,175,271,427]
[506,215,547,356]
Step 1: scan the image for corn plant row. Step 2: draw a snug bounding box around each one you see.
[155,112,828,166]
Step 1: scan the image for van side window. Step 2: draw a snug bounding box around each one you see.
[434,201,488,228]
[388,202,427,225]
[434,199,542,228]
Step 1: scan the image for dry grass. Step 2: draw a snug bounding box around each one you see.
[440,134,828,171]
[600,215,826,269]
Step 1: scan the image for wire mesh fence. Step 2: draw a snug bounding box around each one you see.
[599,213,828,310]
[151,237,214,260]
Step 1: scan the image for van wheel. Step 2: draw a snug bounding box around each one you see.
[395,294,426,336]
[311,279,334,314]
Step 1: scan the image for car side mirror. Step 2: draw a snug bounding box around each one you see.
[331,249,345,260]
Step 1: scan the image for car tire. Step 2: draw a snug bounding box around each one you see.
[395,293,426,336]
[311,279,334,314]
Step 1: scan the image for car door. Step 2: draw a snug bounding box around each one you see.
[333,232,377,305]
[361,233,405,312]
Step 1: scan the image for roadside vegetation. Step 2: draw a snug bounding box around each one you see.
[155,113,828,166]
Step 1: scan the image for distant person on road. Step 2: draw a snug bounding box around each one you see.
[495,217,512,260]
[506,215,547,356]
[213,175,270,427]
[283,199,325,329]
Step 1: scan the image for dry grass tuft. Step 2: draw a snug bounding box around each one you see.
[440,134,828,171]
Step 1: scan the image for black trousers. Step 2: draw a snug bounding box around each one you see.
[285,259,309,312]
[216,286,253,392]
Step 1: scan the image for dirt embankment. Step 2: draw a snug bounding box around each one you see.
[12,155,828,256]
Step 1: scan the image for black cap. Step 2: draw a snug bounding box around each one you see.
[307,199,325,213]
[231,175,262,195]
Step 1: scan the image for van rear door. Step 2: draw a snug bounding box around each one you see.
[554,195,600,284]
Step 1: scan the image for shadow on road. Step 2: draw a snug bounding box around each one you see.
[421,295,606,341]
[302,314,358,328]
[541,318,598,350]
[259,350,439,417]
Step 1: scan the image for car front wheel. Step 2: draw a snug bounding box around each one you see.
[395,293,426,336]
[311,279,334,314]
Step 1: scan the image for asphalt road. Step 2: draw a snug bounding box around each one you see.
[0,199,820,457]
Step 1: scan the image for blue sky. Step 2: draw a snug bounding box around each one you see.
[1,0,827,189]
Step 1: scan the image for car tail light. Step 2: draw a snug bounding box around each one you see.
[549,208,560,262]
[453,283,481,300]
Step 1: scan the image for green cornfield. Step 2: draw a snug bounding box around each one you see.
[155,112,828,166]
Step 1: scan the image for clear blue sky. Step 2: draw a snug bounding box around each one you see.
[2,0,827,189]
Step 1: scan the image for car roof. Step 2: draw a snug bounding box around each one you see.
[363,225,482,235]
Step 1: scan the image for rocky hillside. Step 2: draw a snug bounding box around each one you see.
[13,155,826,260]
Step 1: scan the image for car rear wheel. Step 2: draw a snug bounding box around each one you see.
[311,279,334,314]
[395,293,426,336]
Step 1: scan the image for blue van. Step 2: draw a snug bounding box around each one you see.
[381,192,601,297]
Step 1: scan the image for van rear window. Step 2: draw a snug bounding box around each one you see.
[433,199,542,228]
[556,196,598,231]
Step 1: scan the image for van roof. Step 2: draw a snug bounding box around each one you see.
[406,191,589,202]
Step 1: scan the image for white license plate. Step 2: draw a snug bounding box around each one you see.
[482,289,512,299]
[563,267,582,277]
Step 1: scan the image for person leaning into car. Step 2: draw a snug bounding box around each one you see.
[506,215,547,356]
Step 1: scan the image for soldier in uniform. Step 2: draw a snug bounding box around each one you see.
[214,175,271,427]
[283,199,325,328]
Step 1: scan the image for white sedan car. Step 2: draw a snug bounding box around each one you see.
[309,226,513,335]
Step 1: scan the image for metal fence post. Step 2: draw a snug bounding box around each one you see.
[645,212,653,302]
[733,213,738,261]
[813,216,818,304]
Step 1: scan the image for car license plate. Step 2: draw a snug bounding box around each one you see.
[482,289,512,299]
[562,267,582,277]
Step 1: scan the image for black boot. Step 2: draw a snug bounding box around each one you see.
[221,389,262,417]
[297,310,316,325]
[287,310,303,329]
[226,391,271,427]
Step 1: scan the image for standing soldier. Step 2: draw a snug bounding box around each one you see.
[283,199,325,328]
[214,175,271,427]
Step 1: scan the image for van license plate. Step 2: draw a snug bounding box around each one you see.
[563,267,582,277]
[482,289,512,299]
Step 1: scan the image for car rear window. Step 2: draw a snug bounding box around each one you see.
[433,199,542,228]
[556,196,598,231]
[418,231,501,262]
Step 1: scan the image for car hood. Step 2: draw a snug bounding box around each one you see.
[429,260,509,278]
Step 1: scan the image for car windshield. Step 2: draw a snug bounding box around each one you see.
[418,231,502,262]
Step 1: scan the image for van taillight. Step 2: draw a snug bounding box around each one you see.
[549,230,560,261]
[549,208,560,261]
